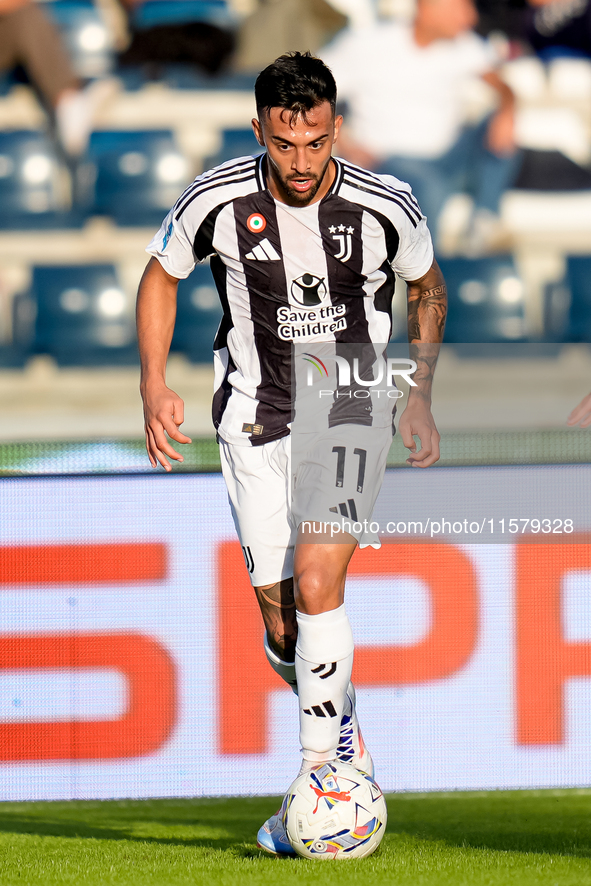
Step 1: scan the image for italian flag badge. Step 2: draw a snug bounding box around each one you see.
[247,213,266,233]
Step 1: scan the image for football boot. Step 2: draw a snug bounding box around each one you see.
[257,683,373,855]
[256,792,297,857]
[337,683,374,778]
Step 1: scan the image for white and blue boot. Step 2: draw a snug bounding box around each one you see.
[336,683,374,778]
[256,683,374,856]
[256,791,298,857]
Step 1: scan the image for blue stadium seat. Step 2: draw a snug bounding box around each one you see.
[542,278,571,342]
[436,256,527,346]
[0,131,82,229]
[163,67,256,91]
[0,293,36,368]
[0,71,17,97]
[46,0,114,79]
[86,130,191,226]
[565,256,591,342]
[131,1,234,30]
[205,128,263,169]
[32,265,137,366]
[171,264,222,362]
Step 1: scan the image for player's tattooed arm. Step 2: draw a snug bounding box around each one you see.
[406,260,447,404]
[398,260,447,468]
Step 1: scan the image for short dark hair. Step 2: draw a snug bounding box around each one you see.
[255,51,337,125]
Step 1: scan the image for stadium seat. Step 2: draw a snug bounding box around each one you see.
[162,67,256,91]
[32,265,137,366]
[46,0,114,79]
[0,71,17,97]
[0,293,36,368]
[86,130,191,227]
[436,256,527,347]
[0,131,81,229]
[205,128,263,169]
[171,264,222,362]
[565,256,591,342]
[131,1,234,30]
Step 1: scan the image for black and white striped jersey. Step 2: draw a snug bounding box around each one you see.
[146,153,434,447]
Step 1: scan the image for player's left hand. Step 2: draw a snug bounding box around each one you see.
[567,392,591,427]
[398,399,441,467]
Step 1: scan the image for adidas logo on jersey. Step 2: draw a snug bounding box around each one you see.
[245,238,281,261]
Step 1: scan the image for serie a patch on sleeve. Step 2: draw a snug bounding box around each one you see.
[242,423,264,436]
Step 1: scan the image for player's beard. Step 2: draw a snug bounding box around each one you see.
[275,158,332,206]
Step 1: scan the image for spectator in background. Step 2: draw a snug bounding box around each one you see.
[527,0,591,61]
[117,0,235,76]
[475,0,528,46]
[234,0,346,73]
[322,0,520,251]
[0,0,112,155]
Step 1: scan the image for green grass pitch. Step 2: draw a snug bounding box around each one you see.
[1,789,591,885]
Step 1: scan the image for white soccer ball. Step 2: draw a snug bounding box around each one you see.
[284,760,387,860]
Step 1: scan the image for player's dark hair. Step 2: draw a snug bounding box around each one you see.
[255,51,337,125]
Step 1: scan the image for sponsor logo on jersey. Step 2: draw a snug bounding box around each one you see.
[245,238,280,261]
[247,213,266,233]
[241,422,264,435]
[162,220,173,251]
[291,273,327,307]
[276,303,347,341]
[328,224,354,262]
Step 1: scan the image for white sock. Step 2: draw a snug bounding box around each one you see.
[295,605,354,763]
[264,633,298,693]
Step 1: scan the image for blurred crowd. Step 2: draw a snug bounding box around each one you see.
[1,0,591,367]
[1,0,590,233]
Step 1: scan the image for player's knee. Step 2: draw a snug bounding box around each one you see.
[294,565,341,614]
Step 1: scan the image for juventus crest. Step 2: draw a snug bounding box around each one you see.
[328,224,355,262]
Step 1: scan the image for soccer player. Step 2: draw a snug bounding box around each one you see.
[137,51,446,856]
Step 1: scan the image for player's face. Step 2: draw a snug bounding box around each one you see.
[253,102,343,207]
[417,0,478,39]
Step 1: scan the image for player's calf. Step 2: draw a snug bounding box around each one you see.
[255,578,297,662]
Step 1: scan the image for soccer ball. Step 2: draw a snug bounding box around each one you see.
[283,760,387,860]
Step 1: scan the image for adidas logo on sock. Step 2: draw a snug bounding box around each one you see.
[245,238,281,261]
[303,700,338,718]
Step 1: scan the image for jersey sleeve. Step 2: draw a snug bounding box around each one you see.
[382,175,434,281]
[457,31,499,77]
[145,205,199,280]
[392,215,434,281]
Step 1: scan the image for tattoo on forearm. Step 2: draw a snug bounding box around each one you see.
[406,278,447,397]
[407,282,447,344]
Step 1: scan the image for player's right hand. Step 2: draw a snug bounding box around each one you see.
[567,392,591,428]
[141,382,192,471]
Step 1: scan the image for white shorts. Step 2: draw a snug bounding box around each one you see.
[219,424,392,587]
